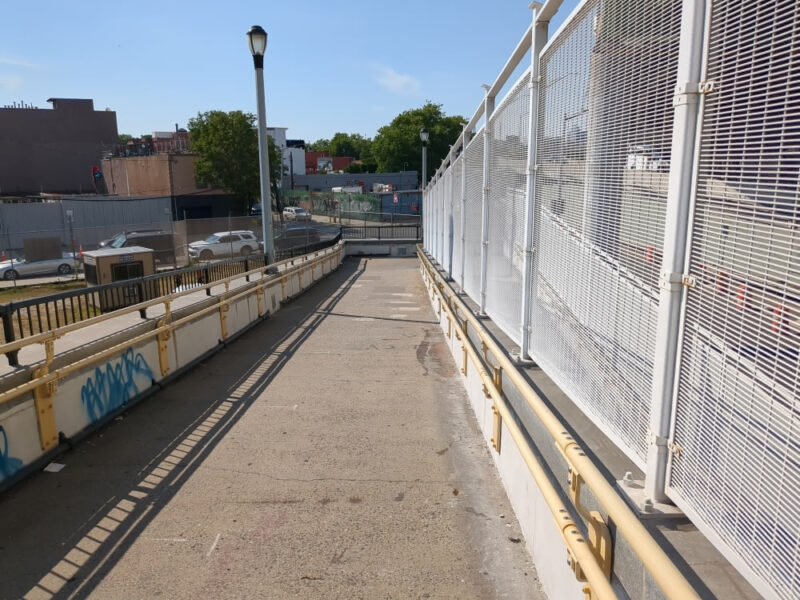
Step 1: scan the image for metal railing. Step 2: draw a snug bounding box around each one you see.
[419,247,698,600]
[417,248,699,600]
[340,224,421,240]
[0,235,342,364]
[0,243,345,414]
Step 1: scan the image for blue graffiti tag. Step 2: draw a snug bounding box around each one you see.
[0,425,23,480]
[81,348,154,422]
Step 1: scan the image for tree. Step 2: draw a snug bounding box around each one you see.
[329,132,372,160]
[118,133,133,144]
[307,138,330,153]
[372,102,466,186]
[188,110,281,214]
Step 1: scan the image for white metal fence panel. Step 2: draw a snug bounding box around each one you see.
[443,167,454,275]
[463,132,485,301]
[527,0,681,465]
[668,1,800,597]
[485,70,532,344]
[451,156,464,287]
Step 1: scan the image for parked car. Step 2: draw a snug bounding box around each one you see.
[250,203,263,216]
[99,229,164,249]
[283,206,311,221]
[102,230,176,264]
[188,230,259,260]
[0,253,80,280]
[274,226,321,251]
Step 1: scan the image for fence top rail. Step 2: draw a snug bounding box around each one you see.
[0,242,344,356]
[427,0,567,190]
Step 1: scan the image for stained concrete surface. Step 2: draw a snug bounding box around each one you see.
[0,257,542,600]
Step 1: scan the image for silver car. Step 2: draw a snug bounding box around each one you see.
[0,253,80,280]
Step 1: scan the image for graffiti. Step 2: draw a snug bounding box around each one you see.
[0,425,23,479]
[81,348,154,422]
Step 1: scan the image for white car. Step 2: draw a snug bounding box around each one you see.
[0,253,80,280]
[188,230,259,260]
[283,206,312,221]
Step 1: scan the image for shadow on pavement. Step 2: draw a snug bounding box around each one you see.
[0,257,367,600]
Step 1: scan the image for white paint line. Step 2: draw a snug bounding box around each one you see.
[391,314,408,319]
[265,404,298,410]
[207,533,221,557]
[387,300,416,304]
[390,293,414,297]
[146,537,188,542]
[394,306,421,311]
[354,317,375,322]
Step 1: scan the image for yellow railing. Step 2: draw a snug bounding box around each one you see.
[0,244,344,419]
[417,246,699,600]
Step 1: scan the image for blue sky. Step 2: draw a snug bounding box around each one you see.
[0,0,577,142]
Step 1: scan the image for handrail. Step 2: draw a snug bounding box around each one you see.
[0,243,344,409]
[417,246,700,600]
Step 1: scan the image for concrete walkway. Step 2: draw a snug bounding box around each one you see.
[0,257,542,600]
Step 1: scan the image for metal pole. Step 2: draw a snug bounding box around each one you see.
[520,5,547,360]
[254,63,275,264]
[421,144,427,191]
[645,0,707,503]
[478,87,494,315]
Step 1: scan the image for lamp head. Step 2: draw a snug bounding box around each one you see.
[247,26,268,56]
[419,128,429,144]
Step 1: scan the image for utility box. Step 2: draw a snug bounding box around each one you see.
[82,246,156,311]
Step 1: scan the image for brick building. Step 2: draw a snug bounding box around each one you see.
[0,98,118,195]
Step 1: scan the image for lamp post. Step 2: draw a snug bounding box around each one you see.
[247,25,275,264]
[419,128,429,189]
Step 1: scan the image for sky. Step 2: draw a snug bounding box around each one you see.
[0,0,578,143]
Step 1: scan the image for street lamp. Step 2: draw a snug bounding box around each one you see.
[419,128,429,189]
[247,25,275,264]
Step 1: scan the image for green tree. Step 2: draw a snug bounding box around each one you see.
[307,138,330,153]
[329,132,372,159]
[118,133,133,144]
[188,110,281,214]
[372,102,466,186]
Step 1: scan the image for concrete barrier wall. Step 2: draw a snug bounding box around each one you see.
[421,264,584,600]
[0,246,343,487]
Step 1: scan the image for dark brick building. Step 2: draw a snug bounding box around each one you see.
[0,98,118,195]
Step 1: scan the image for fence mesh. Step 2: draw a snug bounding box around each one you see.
[443,167,454,274]
[463,132,485,301]
[485,70,531,343]
[420,0,799,594]
[527,0,680,465]
[668,0,800,597]
[451,156,464,287]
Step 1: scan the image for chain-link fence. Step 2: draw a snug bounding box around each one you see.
[422,1,800,597]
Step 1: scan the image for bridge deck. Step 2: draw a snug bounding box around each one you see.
[1,257,541,600]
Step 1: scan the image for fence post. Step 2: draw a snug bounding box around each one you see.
[1,305,19,366]
[204,266,211,296]
[645,0,707,503]
[519,6,548,360]
[478,87,495,315]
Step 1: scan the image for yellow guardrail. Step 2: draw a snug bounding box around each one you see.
[0,243,344,418]
[417,246,699,600]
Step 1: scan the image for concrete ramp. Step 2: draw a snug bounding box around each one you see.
[0,257,541,600]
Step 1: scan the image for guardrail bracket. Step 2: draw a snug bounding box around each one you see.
[32,366,58,451]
